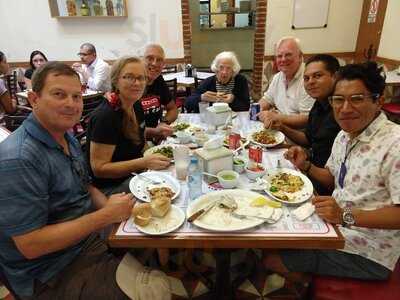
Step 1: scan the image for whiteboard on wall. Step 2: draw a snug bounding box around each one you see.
[292,0,330,29]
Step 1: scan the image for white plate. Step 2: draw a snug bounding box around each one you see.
[172,122,204,134]
[129,171,181,202]
[143,144,176,159]
[186,189,271,232]
[248,129,285,148]
[262,168,313,204]
[135,205,185,235]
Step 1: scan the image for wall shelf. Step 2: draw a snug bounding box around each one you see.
[48,0,128,18]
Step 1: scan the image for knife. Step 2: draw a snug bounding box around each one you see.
[187,201,217,223]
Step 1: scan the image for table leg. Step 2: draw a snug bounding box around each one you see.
[215,249,232,300]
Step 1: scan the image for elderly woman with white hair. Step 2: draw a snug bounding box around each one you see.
[185,51,250,112]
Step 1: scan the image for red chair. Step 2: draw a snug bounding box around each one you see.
[311,260,400,300]
[383,102,400,123]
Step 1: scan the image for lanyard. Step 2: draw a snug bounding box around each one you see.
[338,140,360,189]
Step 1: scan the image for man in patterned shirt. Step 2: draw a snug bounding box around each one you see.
[263,62,400,282]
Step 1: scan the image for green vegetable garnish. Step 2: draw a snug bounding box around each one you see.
[269,186,278,193]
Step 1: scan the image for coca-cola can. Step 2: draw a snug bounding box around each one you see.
[249,103,260,121]
[248,144,263,163]
[228,133,241,150]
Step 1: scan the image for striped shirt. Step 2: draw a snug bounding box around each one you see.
[216,77,235,94]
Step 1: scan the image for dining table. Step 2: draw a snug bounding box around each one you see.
[15,89,104,104]
[108,112,345,299]
[162,71,214,87]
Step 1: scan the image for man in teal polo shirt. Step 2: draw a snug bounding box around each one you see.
[0,62,151,299]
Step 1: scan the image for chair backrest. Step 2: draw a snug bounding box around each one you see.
[194,77,205,89]
[4,114,28,132]
[82,97,104,118]
[164,78,177,101]
[4,71,18,101]
[162,65,177,74]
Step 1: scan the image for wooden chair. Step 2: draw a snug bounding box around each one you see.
[3,106,31,132]
[4,71,18,102]
[162,64,177,74]
[164,78,177,101]
[194,76,205,89]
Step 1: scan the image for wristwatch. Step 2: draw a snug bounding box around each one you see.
[342,202,355,227]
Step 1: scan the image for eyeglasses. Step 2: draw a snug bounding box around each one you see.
[328,93,380,108]
[145,55,164,65]
[77,52,92,57]
[121,75,146,83]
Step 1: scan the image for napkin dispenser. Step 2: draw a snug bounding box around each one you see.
[206,106,232,127]
[194,146,233,182]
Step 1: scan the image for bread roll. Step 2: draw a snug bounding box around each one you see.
[132,203,152,226]
[150,196,171,217]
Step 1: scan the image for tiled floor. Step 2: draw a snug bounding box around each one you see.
[0,249,309,300]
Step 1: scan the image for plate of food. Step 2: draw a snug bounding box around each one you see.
[248,129,285,148]
[129,171,181,202]
[262,168,313,204]
[186,189,281,232]
[132,203,185,235]
[143,145,175,159]
[172,122,204,134]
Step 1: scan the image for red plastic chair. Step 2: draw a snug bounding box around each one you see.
[312,260,400,300]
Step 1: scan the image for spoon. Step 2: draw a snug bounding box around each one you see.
[202,172,219,179]
[131,172,162,184]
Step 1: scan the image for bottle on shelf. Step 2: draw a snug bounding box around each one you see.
[93,0,103,16]
[106,0,114,16]
[188,157,203,201]
[80,1,91,16]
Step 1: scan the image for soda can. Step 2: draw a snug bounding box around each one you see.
[228,133,241,150]
[248,144,263,163]
[249,103,260,121]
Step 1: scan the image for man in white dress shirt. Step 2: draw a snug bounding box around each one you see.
[258,36,315,129]
[72,43,111,92]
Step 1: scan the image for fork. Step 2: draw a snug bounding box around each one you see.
[131,172,162,184]
[231,211,275,223]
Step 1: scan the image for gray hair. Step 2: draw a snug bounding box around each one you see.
[210,51,241,76]
[143,43,165,58]
[275,36,303,55]
[80,43,96,54]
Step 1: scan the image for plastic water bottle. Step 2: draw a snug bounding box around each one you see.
[188,157,203,201]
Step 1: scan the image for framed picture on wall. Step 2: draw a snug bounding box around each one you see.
[49,0,128,18]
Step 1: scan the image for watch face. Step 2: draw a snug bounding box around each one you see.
[343,212,355,225]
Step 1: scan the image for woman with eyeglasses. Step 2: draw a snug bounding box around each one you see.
[24,50,48,89]
[0,51,17,122]
[185,51,250,113]
[86,56,171,194]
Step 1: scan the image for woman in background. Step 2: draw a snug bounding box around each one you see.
[24,50,48,89]
[185,51,250,112]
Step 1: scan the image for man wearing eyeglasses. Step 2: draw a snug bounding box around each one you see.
[140,44,178,142]
[258,36,315,129]
[263,62,400,283]
[268,54,341,195]
[72,43,111,92]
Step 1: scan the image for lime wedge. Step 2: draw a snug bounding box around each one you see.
[250,196,282,208]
